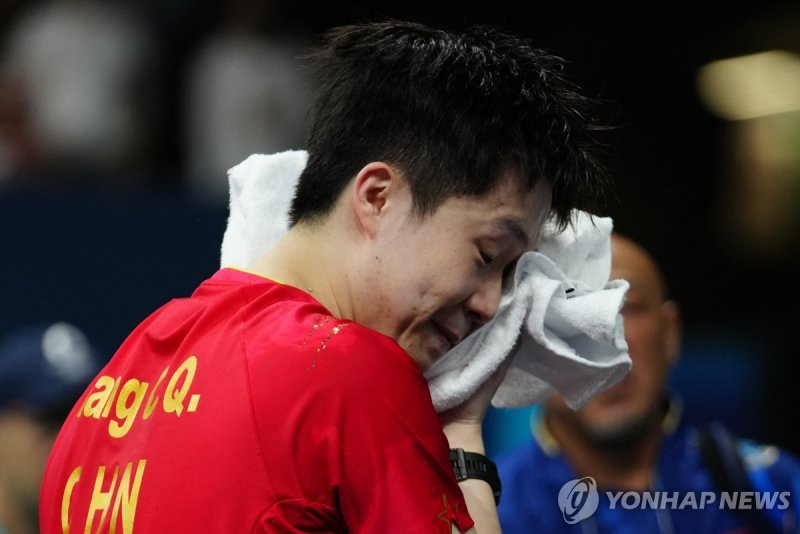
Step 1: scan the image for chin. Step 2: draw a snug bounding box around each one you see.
[579,409,655,448]
[402,344,436,371]
[399,329,450,371]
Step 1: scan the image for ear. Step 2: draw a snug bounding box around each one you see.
[660,300,682,367]
[350,162,403,237]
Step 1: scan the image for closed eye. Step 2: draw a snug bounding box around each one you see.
[479,251,495,265]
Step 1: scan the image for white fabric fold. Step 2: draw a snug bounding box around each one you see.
[221,150,308,268]
[426,211,630,410]
[221,151,631,413]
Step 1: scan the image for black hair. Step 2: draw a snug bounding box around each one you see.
[289,21,610,230]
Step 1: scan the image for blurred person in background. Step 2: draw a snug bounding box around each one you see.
[184,0,314,203]
[496,233,800,533]
[0,0,160,188]
[0,322,103,534]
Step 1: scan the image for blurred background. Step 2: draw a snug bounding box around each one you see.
[1,0,798,454]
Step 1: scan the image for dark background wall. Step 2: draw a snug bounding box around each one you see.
[2,0,798,453]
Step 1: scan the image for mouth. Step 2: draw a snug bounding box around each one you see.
[431,321,460,351]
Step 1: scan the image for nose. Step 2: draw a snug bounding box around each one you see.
[465,273,504,326]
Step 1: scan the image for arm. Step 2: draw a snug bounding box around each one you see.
[441,358,513,534]
[307,326,477,533]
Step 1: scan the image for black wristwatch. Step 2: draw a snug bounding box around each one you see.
[450,448,502,505]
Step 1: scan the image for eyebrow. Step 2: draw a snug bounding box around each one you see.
[496,218,530,247]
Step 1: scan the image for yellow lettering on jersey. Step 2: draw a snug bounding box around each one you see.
[61,466,82,534]
[100,377,122,418]
[76,355,201,437]
[108,379,149,438]
[83,460,147,534]
[109,460,146,534]
[142,367,170,420]
[80,376,117,419]
[85,465,118,533]
[163,356,198,417]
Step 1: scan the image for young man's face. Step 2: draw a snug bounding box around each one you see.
[363,174,550,370]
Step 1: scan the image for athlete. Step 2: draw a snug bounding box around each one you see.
[497,234,800,533]
[40,21,610,533]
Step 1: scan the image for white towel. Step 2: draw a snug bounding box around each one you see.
[221,151,631,412]
[426,211,631,410]
[221,150,308,267]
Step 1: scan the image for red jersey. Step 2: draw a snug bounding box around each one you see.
[40,268,473,533]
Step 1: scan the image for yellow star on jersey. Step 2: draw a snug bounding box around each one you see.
[437,494,454,531]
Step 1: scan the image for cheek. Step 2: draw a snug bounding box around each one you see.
[378,267,445,320]
[416,255,477,298]
[433,266,481,305]
[623,315,661,357]
[625,318,671,388]
[382,231,479,306]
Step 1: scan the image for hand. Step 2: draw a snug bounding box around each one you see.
[439,355,514,452]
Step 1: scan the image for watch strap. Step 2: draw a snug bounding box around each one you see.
[449,448,502,505]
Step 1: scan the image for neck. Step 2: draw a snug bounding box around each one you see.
[247,222,354,320]
[545,410,664,490]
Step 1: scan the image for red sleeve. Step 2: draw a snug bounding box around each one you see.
[248,315,474,533]
[330,327,473,533]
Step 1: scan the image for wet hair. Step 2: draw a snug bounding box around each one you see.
[289,21,610,230]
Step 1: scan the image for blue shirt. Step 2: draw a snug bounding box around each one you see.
[496,401,800,533]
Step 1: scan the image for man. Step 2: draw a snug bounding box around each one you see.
[40,22,609,533]
[0,322,102,534]
[497,233,800,533]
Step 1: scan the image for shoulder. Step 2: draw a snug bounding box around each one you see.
[738,438,800,478]
[311,321,431,403]
[694,423,800,494]
[225,273,419,375]
[245,299,421,380]
[238,286,430,406]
